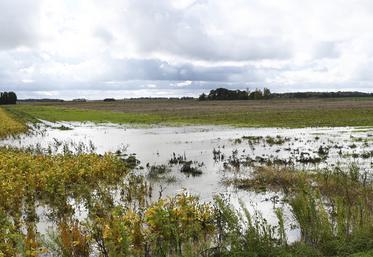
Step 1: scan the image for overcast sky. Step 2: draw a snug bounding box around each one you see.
[1,0,373,99]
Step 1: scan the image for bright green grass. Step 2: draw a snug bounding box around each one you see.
[349,250,373,257]
[6,105,164,125]
[7,104,373,128]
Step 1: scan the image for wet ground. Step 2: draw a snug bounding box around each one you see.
[2,121,373,242]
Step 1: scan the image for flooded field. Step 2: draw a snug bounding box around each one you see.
[3,123,373,196]
[2,121,373,244]
[3,120,373,180]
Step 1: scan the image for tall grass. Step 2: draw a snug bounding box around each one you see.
[226,165,373,256]
[0,107,27,138]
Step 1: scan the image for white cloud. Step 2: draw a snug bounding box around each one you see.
[1,0,373,99]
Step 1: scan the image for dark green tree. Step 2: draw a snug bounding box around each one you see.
[206,88,249,100]
[198,93,207,101]
[263,88,271,99]
[0,92,17,105]
[249,89,263,100]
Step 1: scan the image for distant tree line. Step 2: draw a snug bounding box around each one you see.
[103,98,115,102]
[199,88,373,101]
[271,91,373,99]
[20,99,64,103]
[128,97,195,100]
[0,92,17,105]
[199,88,271,101]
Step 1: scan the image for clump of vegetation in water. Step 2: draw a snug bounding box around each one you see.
[180,161,203,176]
[213,147,224,161]
[147,164,171,178]
[169,153,203,176]
[265,135,290,146]
[360,151,373,159]
[169,152,187,165]
[350,143,357,149]
[317,145,329,159]
[242,135,263,145]
[55,125,73,131]
[223,149,241,170]
[233,138,242,144]
[297,152,322,164]
[146,164,176,183]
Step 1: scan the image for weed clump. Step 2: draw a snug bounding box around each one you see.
[55,125,73,131]
[265,135,289,146]
[169,153,203,176]
[146,164,176,183]
[180,161,203,176]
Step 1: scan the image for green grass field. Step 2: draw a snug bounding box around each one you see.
[7,97,373,127]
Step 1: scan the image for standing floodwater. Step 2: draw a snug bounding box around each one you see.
[2,121,373,243]
[2,122,373,198]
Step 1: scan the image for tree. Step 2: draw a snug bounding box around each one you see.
[8,92,17,104]
[206,88,249,100]
[0,92,17,105]
[249,89,263,100]
[198,93,207,101]
[198,87,274,101]
[263,88,271,99]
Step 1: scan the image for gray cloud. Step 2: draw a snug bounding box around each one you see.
[105,58,265,82]
[94,27,114,43]
[1,0,373,99]
[313,42,341,59]
[121,0,292,61]
[0,0,41,50]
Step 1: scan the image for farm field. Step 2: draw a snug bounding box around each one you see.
[8,97,373,127]
[0,104,373,257]
[3,0,373,256]
[4,0,373,255]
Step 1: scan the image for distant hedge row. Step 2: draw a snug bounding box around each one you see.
[0,92,17,105]
[199,88,373,101]
[199,88,271,101]
[271,91,373,98]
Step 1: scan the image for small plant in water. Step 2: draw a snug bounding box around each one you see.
[180,161,203,176]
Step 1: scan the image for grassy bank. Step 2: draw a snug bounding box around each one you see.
[0,106,27,138]
[10,97,373,127]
